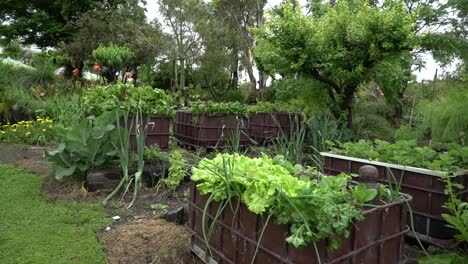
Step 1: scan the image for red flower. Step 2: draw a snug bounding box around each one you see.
[72,68,79,76]
[124,72,131,78]
[93,64,101,72]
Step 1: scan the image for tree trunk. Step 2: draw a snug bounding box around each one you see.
[258,71,268,90]
[179,58,185,90]
[229,49,239,90]
[340,86,357,130]
[173,59,177,93]
[243,48,256,92]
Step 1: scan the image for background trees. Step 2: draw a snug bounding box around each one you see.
[1,0,465,141]
[254,0,415,128]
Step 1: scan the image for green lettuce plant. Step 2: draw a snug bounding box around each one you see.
[191,153,377,251]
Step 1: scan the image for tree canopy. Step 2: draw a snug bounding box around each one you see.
[254,0,415,128]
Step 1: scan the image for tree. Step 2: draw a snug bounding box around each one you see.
[213,0,268,92]
[0,0,125,48]
[254,0,415,129]
[60,0,162,80]
[158,0,206,92]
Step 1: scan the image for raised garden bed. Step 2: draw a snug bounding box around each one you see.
[248,112,299,142]
[321,152,468,247]
[174,110,249,148]
[124,116,170,150]
[85,160,169,191]
[187,181,411,264]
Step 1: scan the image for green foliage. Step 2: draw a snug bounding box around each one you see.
[441,176,468,243]
[332,140,468,172]
[350,183,378,204]
[161,150,188,190]
[45,112,118,180]
[352,84,396,141]
[187,101,248,116]
[419,253,468,264]
[273,117,307,165]
[305,112,351,165]
[82,83,175,117]
[34,94,85,128]
[269,77,329,114]
[0,117,58,145]
[144,145,169,160]
[224,90,246,103]
[92,44,134,71]
[394,124,424,142]
[254,0,415,125]
[0,164,110,263]
[417,88,468,144]
[192,153,368,250]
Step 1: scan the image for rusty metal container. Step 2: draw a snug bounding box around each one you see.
[321,152,468,247]
[187,181,411,264]
[248,112,300,143]
[121,116,170,149]
[173,110,249,148]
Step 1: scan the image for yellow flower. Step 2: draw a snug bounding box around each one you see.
[12,129,16,132]
[25,132,31,136]
[42,129,46,132]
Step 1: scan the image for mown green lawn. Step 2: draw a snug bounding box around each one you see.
[0,164,111,264]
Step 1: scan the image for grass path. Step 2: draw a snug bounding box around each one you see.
[0,164,111,264]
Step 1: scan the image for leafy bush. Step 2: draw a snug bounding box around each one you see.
[161,150,188,190]
[82,83,175,117]
[331,140,467,172]
[224,90,246,103]
[45,112,118,180]
[0,117,58,145]
[92,44,134,71]
[394,124,424,142]
[352,85,396,141]
[417,89,468,144]
[269,77,329,115]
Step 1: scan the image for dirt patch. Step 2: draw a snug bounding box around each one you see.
[100,218,202,264]
[0,143,51,175]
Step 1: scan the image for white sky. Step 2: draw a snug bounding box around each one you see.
[144,0,456,82]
